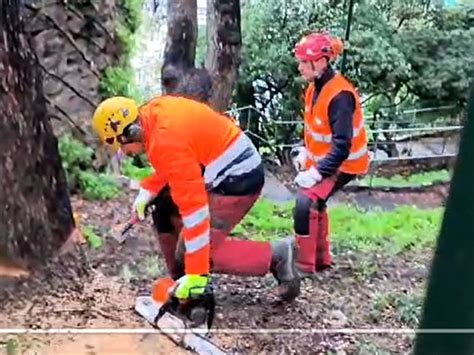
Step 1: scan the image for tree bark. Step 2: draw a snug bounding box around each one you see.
[161,0,242,111]
[205,0,242,112]
[0,1,75,269]
[161,0,212,103]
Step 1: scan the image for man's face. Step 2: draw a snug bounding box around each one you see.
[297,57,328,81]
[120,142,144,156]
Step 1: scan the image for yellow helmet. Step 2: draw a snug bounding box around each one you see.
[91,96,139,151]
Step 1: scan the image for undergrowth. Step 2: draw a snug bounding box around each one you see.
[235,199,443,253]
[58,134,121,201]
[356,170,451,188]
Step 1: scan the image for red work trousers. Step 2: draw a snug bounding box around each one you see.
[151,187,272,280]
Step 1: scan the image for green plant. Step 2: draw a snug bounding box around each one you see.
[58,134,94,188]
[6,338,18,355]
[58,135,122,201]
[236,200,442,253]
[232,200,293,240]
[78,171,121,200]
[370,291,423,328]
[357,170,451,188]
[99,0,144,101]
[81,225,103,249]
[121,157,154,180]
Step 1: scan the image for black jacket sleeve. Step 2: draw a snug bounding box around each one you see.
[316,90,355,177]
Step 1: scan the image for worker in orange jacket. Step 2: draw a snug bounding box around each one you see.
[291,32,369,275]
[91,95,301,302]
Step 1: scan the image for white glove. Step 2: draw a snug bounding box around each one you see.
[132,188,154,220]
[294,166,322,189]
[290,146,307,172]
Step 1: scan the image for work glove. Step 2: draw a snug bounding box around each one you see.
[173,274,209,300]
[132,187,154,221]
[294,166,322,189]
[290,146,307,172]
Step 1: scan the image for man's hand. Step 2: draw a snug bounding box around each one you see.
[294,166,322,189]
[290,146,307,172]
[132,188,154,220]
[173,274,209,299]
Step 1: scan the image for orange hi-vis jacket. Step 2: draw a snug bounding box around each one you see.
[303,73,369,175]
[137,96,261,276]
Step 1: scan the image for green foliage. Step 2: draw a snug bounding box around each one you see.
[232,199,293,240]
[99,0,144,100]
[78,171,121,200]
[81,225,103,249]
[121,157,154,180]
[58,135,121,200]
[100,66,141,101]
[371,290,423,328]
[237,0,474,150]
[58,134,94,188]
[120,0,144,33]
[6,338,18,355]
[237,199,442,253]
[356,170,451,187]
[330,205,442,253]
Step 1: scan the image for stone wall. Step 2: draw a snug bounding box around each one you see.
[25,0,122,142]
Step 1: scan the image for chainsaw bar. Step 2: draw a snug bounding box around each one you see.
[135,296,226,355]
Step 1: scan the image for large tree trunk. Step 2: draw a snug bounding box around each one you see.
[161,0,241,111]
[206,0,242,112]
[0,1,75,271]
[161,0,212,102]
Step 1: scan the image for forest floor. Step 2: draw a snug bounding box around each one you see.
[0,178,448,355]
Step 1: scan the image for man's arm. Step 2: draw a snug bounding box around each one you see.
[140,173,167,195]
[149,135,211,277]
[316,90,355,177]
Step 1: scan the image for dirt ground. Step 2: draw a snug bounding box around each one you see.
[0,185,442,354]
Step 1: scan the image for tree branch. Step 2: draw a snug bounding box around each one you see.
[25,3,100,78]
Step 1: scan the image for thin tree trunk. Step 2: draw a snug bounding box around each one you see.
[205,0,242,111]
[0,0,75,269]
[161,0,212,103]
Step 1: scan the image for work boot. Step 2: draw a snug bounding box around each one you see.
[270,237,301,302]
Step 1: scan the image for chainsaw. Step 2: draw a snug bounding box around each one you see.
[154,281,216,330]
[135,277,225,354]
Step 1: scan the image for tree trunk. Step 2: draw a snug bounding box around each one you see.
[161,0,242,111]
[161,0,212,103]
[0,1,75,270]
[205,0,242,112]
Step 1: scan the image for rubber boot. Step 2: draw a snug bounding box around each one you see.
[295,208,319,275]
[270,237,301,302]
[157,233,184,280]
[316,209,332,271]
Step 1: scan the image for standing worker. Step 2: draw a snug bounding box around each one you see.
[290,32,369,276]
[91,95,301,302]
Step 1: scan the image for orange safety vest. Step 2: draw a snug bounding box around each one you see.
[303,73,369,175]
[137,95,261,276]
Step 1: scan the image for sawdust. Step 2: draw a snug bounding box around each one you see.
[0,272,189,354]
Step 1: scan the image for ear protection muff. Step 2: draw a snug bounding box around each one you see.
[118,122,142,144]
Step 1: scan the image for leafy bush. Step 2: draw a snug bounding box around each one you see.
[58,135,121,200]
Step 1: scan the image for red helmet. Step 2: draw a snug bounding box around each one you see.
[294,32,343,62]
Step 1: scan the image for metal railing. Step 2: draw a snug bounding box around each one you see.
[224,105,463,167]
